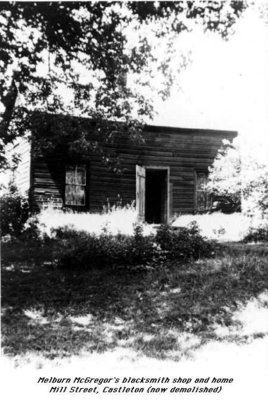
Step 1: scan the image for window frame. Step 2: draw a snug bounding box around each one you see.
[194,170,212,212]
[64,164,87,207]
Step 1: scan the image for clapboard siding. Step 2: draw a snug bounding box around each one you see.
[6,137,31,195]
[31,124,236,215]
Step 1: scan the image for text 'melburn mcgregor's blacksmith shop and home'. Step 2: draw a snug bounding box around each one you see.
[10,114,237,223]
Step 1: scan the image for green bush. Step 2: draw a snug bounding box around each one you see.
[206,141,242,213]
[243,226,268,243]
[155,222,215,260]
[207,139,268,216]
[54,221,216,271]
[22,217,50,242]
[0,186,29,236]
[55,224,156,270]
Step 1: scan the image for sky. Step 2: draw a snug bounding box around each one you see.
[151,5,268,160]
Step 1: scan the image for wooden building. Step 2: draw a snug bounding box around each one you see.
[11,119,236,223]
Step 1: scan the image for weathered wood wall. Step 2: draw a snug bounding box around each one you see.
[6,137,31,195]
[31,125,236,215]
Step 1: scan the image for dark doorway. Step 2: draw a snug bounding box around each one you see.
[145,169,168,224]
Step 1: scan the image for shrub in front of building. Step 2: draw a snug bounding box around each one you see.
[55,222,216,270]
[0,185,29,237]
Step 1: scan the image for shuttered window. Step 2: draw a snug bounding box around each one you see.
[65,165,86,206]
[195,171,211,212]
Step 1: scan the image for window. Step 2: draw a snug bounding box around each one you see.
[65,165,86,206]
[195,171,211,212]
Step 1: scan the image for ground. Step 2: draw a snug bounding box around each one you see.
[2,239,268,366]
[1,230,268,400]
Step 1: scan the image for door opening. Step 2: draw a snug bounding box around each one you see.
[145,169,168,224]
[136,166,169,224]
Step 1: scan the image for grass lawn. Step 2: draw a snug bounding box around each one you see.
[2,238,268,368]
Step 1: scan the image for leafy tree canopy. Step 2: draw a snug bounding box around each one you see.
[207,139,268,217]
[207,139,242,213]
[0,1,246,168]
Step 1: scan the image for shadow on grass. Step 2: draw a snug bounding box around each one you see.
[2,243,268,361]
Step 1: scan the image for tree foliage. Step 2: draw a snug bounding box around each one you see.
[207,139,268,216]
[242,159,268,218]
[207,140,242,213]
[0,184,29,236]
[0,1,247,168]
